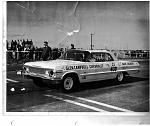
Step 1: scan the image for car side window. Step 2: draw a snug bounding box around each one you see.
[87,53,104,62]
[87,52,114,62]
[75,53,85,61]
[105,53,114,61]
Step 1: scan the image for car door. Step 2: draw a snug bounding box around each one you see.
[79,52,102,83]
[80,52,117,83]
[92,52,116,81]
[102,53,118,80]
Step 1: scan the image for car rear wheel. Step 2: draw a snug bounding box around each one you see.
[61,75,78,93]
[32,77,45,87]
[116,72,124,82]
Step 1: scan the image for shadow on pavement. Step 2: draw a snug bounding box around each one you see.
[76,76,149,93]
[7,76,149,95]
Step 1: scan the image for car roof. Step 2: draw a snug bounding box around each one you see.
[66,49,118,61]
[85,49,110,53]
[67,49,110,53]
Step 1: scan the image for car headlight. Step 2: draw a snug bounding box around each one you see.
[45,70,54,77]
[45,70,49,76]
[49,70,54,75]
[26,67,29,72]
[136,62,140,66]
[24,66,29,73]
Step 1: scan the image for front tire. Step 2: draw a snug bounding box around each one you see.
[61,75,78,93]
[116,72,125,82]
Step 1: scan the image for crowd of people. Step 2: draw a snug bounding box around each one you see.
[7,39,35,51]
[6,39,65,61]
[6,39,149,62]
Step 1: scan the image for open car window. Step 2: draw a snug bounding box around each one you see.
[87,52,114,62]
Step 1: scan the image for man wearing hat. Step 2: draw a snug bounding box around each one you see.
[41,41,52,61]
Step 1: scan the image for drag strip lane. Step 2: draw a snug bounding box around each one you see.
[7,78,148,112]
[44,94,107,112]
[7,61,149,112]
[59,94,133,112]
[44,93,133,112]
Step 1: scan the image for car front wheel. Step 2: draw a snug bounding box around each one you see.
[116,72,124,82]
[61,75,78,92]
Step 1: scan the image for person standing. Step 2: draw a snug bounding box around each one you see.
[29,44,35,61]
[71,44,75,49]
[41,41,52,61]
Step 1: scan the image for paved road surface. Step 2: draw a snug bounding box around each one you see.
[6,60,149,112]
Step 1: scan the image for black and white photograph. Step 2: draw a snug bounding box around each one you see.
[1,0,150,125]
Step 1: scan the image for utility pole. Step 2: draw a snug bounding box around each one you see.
[90,33,94,50]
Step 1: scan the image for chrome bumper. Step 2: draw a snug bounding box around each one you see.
[17,70,62,84]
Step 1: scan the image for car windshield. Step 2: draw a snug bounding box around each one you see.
[59,50,90,61]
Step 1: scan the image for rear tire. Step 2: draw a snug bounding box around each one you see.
[32,77,45,87]
[61,75,78,93]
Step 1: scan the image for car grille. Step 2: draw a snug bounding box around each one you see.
[29,67,45,75]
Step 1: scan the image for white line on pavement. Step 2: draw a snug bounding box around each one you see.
[7,71,17,73]
[44,94,108,112]
[7,78,19,83]
[62,94,133,112]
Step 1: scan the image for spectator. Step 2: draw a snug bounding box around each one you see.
[30,39,33,45]
[10,40,14,50]
[17,40,22,51]
[24,44,29,51]
[26,39,29,44]
[41,41,52,61]
[11,40,17,51]
[71,44,75,49]
[22,39,25,49]
[13,40,17,51]
[52,48,60,60]
[6,40,9,50]
[29,44,35,60]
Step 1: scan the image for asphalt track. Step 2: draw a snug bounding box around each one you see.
[6,60,149,112]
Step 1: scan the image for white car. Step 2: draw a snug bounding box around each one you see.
[22,49,140,92]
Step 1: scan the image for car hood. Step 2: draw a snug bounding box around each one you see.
[24,59,83,69]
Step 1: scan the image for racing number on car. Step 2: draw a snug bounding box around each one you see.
[110,62,117,71]
[111,66,117,71]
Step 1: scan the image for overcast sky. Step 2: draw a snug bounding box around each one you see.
[7,1,149,50]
